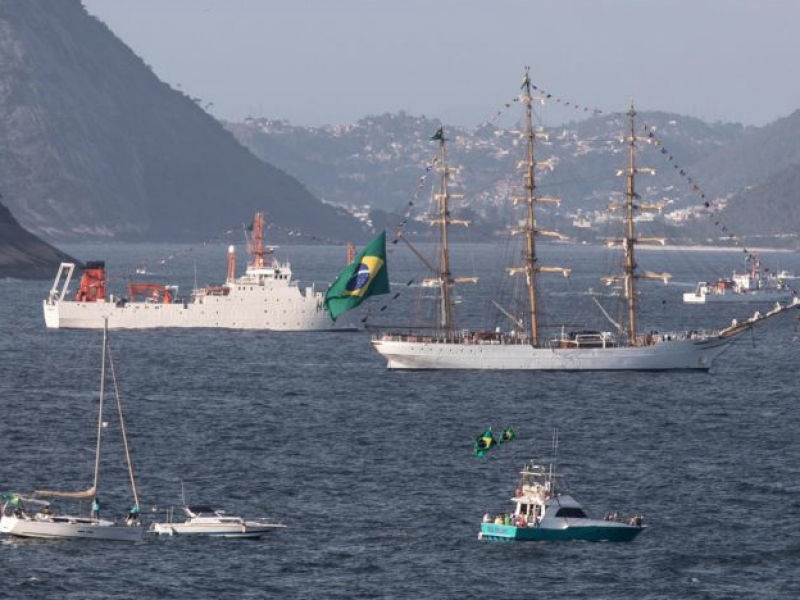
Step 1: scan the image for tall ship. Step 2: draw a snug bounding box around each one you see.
[43,213,360,331]
[371,70,797,370]
[683,255,794,304]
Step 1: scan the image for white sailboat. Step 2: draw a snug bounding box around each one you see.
[372,69,798,370]
[0,321,144,541]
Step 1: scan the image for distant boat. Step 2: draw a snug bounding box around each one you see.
[43,213,361,331]
[0,321,144,541]
[152,505,285,539]
[479,457,644,543]
[371,70,799,371]
[683,255,794,304]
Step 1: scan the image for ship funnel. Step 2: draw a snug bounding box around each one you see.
[227,246,236,282]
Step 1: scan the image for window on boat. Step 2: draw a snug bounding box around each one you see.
[555,507,587,518]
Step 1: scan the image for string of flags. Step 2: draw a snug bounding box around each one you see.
[640,122,798,295]
[108,226,239,284]
[528,83,613,117]
[524,78,795,294]
[474,426,516,457]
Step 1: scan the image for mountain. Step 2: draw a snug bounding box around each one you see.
[721,163,800,244]
[227,111,745,232]
[0,0,365,242]
[0,199,75,279]
[690,110,800,199]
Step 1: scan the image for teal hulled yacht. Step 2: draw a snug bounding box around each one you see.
[479,462,644,543]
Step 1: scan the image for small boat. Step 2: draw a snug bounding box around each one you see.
[683,255,794,304]
[0,321,145,541]
[479,461,644,543]
[152,505,285,538]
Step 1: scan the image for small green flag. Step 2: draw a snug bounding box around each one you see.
[499,425,516,444]
[474,429,496,457]
[324,231,390,321]
[429,127,444,141]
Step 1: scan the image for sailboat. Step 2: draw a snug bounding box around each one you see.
[0,321,144,541]
[371,69,798,370]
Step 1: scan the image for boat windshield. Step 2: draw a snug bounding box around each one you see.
[185,505,216,516]
[555,507,587,519]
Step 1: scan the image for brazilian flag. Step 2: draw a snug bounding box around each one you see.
[499,425,516,444]
[324,231,390,321]
[474,429,496,457]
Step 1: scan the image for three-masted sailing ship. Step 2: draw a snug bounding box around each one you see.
[0,321,144,541]
[371,69,797,370]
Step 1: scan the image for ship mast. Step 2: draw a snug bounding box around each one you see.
[508,68,570,345]
[604,101,671,344]
[436,131,455,332]
[428,129,476,333]
[623,103,639,341]
[522,71,540,344]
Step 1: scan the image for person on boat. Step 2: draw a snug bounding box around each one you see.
[126,505,140,525]
[91,497,101,519]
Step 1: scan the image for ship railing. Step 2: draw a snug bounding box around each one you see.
[373,330,533,346]
[631,329,721,345]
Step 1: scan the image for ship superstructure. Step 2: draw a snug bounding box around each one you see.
[43,213,360,331]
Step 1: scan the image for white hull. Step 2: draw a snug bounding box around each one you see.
[372,337,731,370]
[0,514,144,541]
[152,522,282,538]
[683,290,793,304]
[44,290,360,331]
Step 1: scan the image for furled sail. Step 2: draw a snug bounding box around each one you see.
[33,485,96,499]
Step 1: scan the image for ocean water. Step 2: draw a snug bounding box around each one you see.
[1,242,800,599]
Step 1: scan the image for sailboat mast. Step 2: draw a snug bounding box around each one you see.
[624,102,639,343]
[108,340,140,508]
[521,69,540,345]
[92,319,108,495]
[437,133,454,333]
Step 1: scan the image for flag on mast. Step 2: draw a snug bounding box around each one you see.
[324,231,390,321]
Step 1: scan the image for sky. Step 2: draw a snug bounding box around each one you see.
[82,0,800,129]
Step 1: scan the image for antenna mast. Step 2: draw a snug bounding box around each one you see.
[248,212,271,269]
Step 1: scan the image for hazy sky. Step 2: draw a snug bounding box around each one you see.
[82,0,800,128]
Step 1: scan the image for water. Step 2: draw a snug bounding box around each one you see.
[2,242,800,599]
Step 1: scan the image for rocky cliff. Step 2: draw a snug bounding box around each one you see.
[0,198,74,278]
[0,0,365,242]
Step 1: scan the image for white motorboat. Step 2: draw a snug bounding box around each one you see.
[43,213,360,331]
[0,322,145,541]
[152,505,285,538]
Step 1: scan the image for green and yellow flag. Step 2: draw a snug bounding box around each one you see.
[324,231,390,321]
[474,429,496,457]
[498,425,516,444]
